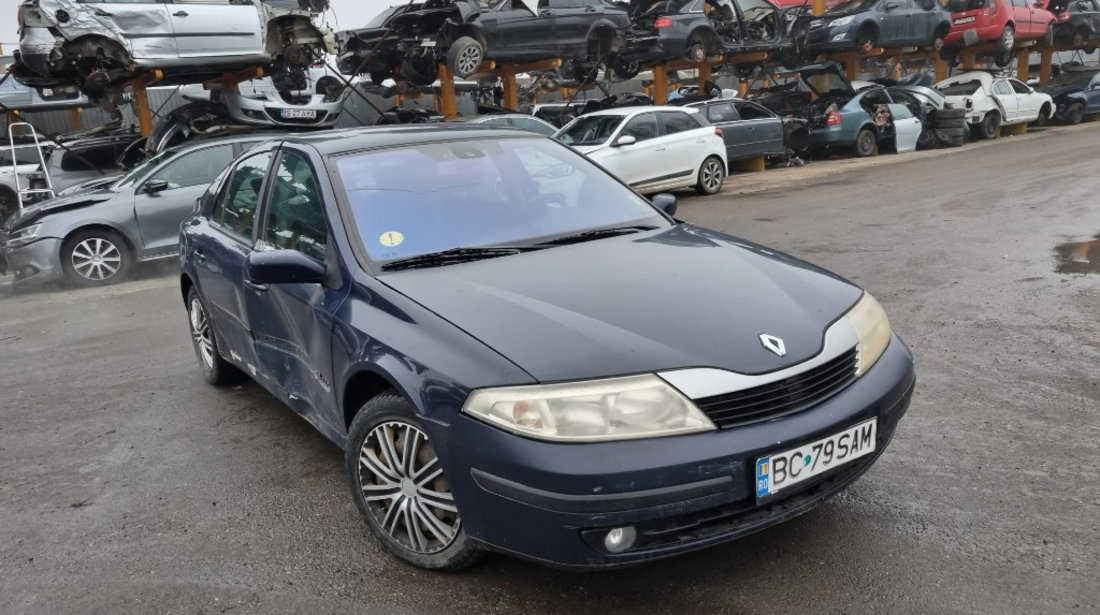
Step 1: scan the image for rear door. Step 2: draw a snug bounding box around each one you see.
[734,101,786,157]
[991,79,1020,120]
[133,142,237,255]
[1008,78,1040,119]
[703,102,742,159]
[658,110,709,182]
[76,0,178,61]
[247,149,347,428]
[168,0,266,59]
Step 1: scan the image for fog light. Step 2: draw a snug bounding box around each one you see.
[603,526,637,553]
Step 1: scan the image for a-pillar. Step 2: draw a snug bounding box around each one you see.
[652,65,670,104]
[437,63,459,119]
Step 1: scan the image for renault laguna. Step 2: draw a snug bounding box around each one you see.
[179,126,915,570]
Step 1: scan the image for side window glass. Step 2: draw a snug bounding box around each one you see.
[993,81,1012,95]
[147,144,234,191]
[621,113,659,141]
[513,117,557,136]
[1009,79,1031,94]
[210,152,272,241]
[263,152,327,262]
[735,102,772,120]
[707,103,738,122]
[659,111,698,135]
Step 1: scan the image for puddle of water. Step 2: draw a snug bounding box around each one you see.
[1054,233,1100,274]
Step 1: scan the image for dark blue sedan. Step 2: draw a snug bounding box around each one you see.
[179,126,915,570]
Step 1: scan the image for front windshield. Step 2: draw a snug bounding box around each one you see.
[111,150,172,191]
[1046,71,1097,89]
[335,137,667,264]
[554,115,627,146]
[939,79,982,95]
[826,0,878,14]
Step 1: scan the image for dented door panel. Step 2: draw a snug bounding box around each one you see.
[72,1,179,61]
[169,1,266,59]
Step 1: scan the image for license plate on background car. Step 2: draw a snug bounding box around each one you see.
[756,419,877,499]
[281,109,318,120]
[954,16,976,24]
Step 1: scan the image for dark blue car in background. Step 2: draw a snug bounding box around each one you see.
[179,126,915,570]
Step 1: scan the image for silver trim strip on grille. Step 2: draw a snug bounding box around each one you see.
[656,319,860,400]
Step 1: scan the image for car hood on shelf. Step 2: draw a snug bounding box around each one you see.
[4,190,114,231]
[382,225,863,383]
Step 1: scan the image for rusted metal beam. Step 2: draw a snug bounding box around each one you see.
[437,63,459,119]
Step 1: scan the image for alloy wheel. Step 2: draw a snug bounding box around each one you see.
[189,298,215,371]
[701,159,724,193]
[456,46,482,76]
[357,421,460,554]
[71,237,122,281]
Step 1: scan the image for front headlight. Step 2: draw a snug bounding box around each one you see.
[462,374,715,442]
[831,15,855,27]
[7,224,42,247]
[844,292,892,376]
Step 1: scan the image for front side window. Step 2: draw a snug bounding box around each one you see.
[210,152,272,241]
[555,115,625,145]
[620,113,660,141]
[335,138,667,265]
[993,81,1013,95]
[262,152,327,262]
[147,144,234,191]
[1009,79,1031,94]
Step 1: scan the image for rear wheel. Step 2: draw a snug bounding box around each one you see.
[917,128,936,150]
[446,36,484,79]
[610,55,640,80]
[346,393,482,570]
[695,156,726,195]
[853,127,877,157]
[978,111,1001,139]
[61,229,132,287]
[687,36,709,63]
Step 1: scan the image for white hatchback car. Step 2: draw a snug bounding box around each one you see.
[936,71,1054,139]
[554,106,728,195]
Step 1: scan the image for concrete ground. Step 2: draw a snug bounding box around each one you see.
[1,124,1097,615]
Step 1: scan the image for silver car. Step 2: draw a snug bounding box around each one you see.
[0,134,274,287]
[14,0,335,97]
[179,66,346,128]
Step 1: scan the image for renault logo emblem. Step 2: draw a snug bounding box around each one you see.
[759,334,787,357]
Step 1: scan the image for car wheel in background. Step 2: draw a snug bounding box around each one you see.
[931,24,949,50]
[1066,102,1085,124]
[346,392,482,571]
[853,128,878,157]
[61,229,132,287]
[610,55,640,80]
[978,111,1001,139]
[1033,103,1052,126]
[186,287,245,386]
[447,37,485,79]
[917,128,936,150]
[695,156,726,195]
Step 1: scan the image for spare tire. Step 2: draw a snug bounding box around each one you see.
[447,36,485,79]
[935,108,967,120]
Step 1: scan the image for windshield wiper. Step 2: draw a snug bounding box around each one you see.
[381,246,536,271]
[534,225,658,247]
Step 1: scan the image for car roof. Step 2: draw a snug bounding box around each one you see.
[578,105,700,118]
[278,125,556,155]
[939,71,996,85]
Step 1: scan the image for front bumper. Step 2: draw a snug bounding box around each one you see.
[440,335,915,568]
[2,237,64,285]
[807,24,860,50]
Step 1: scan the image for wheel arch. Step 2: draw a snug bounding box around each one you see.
[342,366,409,430]
[586,22,619,57]
[180,272,195,305]
[62,224,134,254]
[63,34,132,64]
[455,24,488,50]
[687,25,720,55]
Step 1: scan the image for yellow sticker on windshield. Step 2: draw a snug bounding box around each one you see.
[379,231,404,248]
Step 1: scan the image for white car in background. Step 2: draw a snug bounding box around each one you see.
[554,106,728,195]
[936,72,1054,139]
[180,66,346,128]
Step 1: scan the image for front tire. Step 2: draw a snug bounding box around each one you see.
[186,287,244,386]
[1066,102,1085,124]
[346,393,482,571]
[978,111,1001,139]
[61,229,132,287]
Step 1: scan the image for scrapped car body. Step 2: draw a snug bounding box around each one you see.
[685,99,788,162]
[943,0,1055,65]
[336,0,632,85]
[1050,0,1100,50]
[805,0,952,53]
[1038,67,1100,123]
[810,87,925,156]
[0,134,272,287]
[936,71,1053,138]
[13,0,336,98]
[0,55,90,111]
[177,125,915,571]
[555,106,728,194]
[620,0,809,70]
[180,66,346,129]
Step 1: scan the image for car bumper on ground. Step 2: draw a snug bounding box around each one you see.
[3,237,64,285]
[442,335,915,568]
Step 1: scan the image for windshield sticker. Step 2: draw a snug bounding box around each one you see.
[380,231,404,248]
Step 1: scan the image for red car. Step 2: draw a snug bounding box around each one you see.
[943,0,1055,62]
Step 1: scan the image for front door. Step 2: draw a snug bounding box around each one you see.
[492,0,553,58]
[191,149,276,372]
[1009,78,1040,119]
[246,149,346,430]
[76,0,178,62]
[657,111,708,185]
[134,143,237,255]
[735,101,786,157]
[168,0,266,59]
[991,79,1020,121]
[610,111,665,187]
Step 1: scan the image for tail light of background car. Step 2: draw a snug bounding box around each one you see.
[655,16,672,28]
[825,111,842,126]
[714,127,724,137]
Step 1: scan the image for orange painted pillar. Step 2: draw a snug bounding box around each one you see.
[698,62,712,85]
[501,65,518,111]
[1039,49,1054,85]
[71,108,83,131]
[1016,49,1030,83]
[437,64,459,119]
[652,65,670,105]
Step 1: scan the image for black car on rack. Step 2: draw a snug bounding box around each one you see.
[336,0,633,86]
[1050,0,1100,51]
[805,0,951,53]
[619,0,810,72]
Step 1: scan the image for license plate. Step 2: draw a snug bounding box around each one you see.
[281,109,318,120]
[756,419,877,498]
[421,38,437,48]
[954,16,976,24]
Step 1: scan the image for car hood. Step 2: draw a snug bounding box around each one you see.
[568,143,611,155]
[1040,84,1084,98]
[4,190,114,231]
[381,225,863,383]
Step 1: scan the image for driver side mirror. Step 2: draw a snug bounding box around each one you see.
[613,135,637,147]
[142,179,169,194]
[651,193,678,217]
[1092,82,1100,89]
[247,250,326,285]
[884,1,900,9]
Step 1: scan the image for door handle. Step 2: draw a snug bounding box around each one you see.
[655,146,667,151]
[93,8,113,16]
[173,10,189,17]
[244,280,268,294]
